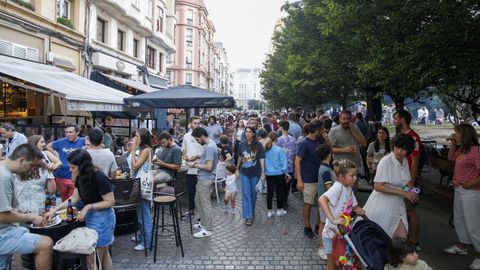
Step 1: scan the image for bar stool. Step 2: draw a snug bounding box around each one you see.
[57,252,88,270]
[151,195,184,262]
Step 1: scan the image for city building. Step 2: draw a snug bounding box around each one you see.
[232,68,264,110]
[213,42,233,95]
[169,0,216,90]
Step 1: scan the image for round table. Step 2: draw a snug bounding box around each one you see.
[22,220,84,270]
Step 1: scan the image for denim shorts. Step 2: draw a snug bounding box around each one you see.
[85,208,116,247]
[322,236,333,255]
[0,226,40,269]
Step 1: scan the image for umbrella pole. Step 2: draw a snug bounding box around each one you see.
[185,108,189,131]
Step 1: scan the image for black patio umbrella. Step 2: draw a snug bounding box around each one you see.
[123,84,235,109]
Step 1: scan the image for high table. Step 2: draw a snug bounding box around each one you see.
[22,220,84,270]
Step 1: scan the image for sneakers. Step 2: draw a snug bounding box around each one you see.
[230,208,236,215]
[443,244,468,255]
[276,209,287,216]
[193,223,204,231]
[134,244,145,251]
[245,219,252,226]
[267,210,274,218]
[304,227,316,239]
[130,236,138,242]
[193,229,213,238]
[224,206,229,213]
[317,248,327,260]
[181,211,194,219]
[469,258,480,270]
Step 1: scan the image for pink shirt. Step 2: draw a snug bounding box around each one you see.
[452,145,480,190]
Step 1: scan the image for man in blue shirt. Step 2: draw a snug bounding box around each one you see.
[47,124,85,201]
[287,112,302,139]
[295,119,327,239]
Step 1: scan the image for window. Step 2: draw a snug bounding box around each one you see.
[186,73,192,84]
[158,53,163,72]
[186,9,193,25]
[117,30,125,51]
[148,0,153,18]
[147,46,156,69]
[57,0,71,19]
[133,38,139,58]
[156,7,164,32]
[185,51,192,69]
[96,18,106,43]
[186,28,193,47]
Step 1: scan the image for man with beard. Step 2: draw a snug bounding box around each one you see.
[187,127,218,238]
[393,109,422,250]
[328,110,367,192]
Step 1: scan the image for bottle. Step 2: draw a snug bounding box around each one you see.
[67,199,74,223]
[44,195,51,212]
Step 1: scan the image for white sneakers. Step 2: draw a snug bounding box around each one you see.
[443,244,468,255]
[134,244,145,251]
[469,258,480,270]
[193,229,213,238]
[267,209,287,218]
[192,222,213,238]
[317,248,327,260]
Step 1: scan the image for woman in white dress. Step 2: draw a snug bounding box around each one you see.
[363,133,419,238]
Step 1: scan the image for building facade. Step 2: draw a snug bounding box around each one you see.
[169,0,215,90]
[213,42,233,95]
[233,68,264,110]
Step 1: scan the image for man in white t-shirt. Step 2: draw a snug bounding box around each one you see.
[182,116,203,217]
[86,128,118,178]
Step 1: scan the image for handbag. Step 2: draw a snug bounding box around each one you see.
[331,235,347,268]
[53,227,98,255]
[255,176,267,194]
[137,150,154,201]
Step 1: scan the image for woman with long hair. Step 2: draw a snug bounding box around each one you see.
[443,124,480,270]
[233,119,246,164]
[130,128,153,251]
[46,149,115,270]
[264,131,289,218]
[366,127,391,177]
[236,125,266,226]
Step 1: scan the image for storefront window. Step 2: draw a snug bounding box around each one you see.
[0,82,43,119]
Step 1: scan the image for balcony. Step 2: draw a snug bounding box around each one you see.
[149,31,176,54]
[95,0,152,36]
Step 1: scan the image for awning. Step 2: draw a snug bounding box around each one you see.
[124,84,235,108]
[146,73,168,89]
[0,55,131,111]
[90,71,157,93]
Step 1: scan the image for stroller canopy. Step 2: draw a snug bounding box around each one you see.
[350,220,391,270]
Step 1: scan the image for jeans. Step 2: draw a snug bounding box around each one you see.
[136,199,152,248]
[266,174,286,210]
[240,174,259,220]
[186,174,198,211]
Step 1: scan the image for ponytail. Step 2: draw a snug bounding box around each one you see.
[265,131,278,151]
[332,159,357,177]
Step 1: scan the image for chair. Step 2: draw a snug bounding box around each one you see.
[213,162,228,203]
[108,178,147,257]
[155,169,192,233]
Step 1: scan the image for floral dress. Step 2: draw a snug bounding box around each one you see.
[15,168,54,214]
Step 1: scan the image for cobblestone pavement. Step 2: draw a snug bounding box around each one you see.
[111,182,325,270]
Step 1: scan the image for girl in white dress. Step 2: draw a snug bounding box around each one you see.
[363,133,420,238]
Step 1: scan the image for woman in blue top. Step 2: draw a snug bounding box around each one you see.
[236,126,266,226]
[264,131,290,218]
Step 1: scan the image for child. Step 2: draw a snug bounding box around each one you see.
[224,164,237,215]
[318,159,365,270]
[316,144,335,260]
[385,239,432,270]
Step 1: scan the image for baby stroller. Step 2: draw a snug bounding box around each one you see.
[334,214,391,270]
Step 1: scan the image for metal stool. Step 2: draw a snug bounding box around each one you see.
[57,252,88,270]
[151,195,184,262]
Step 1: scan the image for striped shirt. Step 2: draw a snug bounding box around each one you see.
[452,145,480,190]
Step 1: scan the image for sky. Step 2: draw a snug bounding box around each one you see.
[203,0,286,70]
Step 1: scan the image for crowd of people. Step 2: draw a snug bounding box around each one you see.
[0,105,479,270]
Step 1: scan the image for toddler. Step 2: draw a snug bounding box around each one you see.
[224,164,237,215]
[385,239,432,270]
[318,159,365,270]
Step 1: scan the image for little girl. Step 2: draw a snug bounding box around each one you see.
[224,164,237,215]
[385,239,433,270]
[318,159,365,270]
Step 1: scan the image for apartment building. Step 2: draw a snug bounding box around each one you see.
[233,68,264,110]
[169,0,215,89]
[213,42,233,95]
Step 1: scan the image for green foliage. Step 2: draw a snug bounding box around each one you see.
[261,0,480,123]
[57,17,75,30]
[11,0,35,11]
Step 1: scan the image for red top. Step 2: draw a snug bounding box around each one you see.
[405,129,421,169]
[452,145,480,190]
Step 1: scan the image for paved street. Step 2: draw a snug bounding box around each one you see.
[110,168,478,270]
[111,184,325,270]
